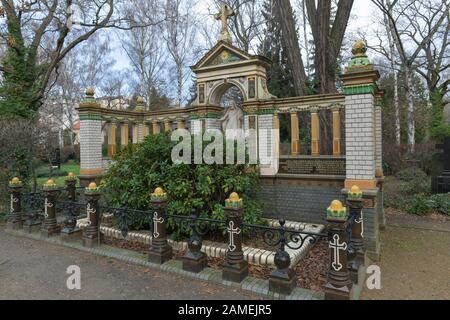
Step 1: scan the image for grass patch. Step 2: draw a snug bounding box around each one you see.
[36,161,80,187]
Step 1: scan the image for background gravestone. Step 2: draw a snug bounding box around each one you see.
[436,137,450,193]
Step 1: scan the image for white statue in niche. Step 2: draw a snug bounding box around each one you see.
[220,101,244,139]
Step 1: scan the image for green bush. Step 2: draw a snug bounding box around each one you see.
[405,195,432,215]
[428,193,450,215]
[102,133,264,236]
[395,167,427,181]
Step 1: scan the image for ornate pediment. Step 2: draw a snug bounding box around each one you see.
[206,49,243,66]
[191,41,252,71]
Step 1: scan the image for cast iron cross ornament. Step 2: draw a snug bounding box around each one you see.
[44,197,53,218]
[86,203,96,226]
[355,212,364,237]
[329,234,347,271]
[214,3,235,43]
[227,220,241,251]
[10,194,18,213]
[153,212,164,238]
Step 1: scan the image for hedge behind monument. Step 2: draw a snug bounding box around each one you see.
[102,132,264,232]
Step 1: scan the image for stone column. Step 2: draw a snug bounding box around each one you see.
[269,219,295,294]
[346,186,365,284]
[107,123,117,157]
[164,119,172,132]
[7,177,23,230]
[311,108,320,156]
[222,192,248,283]
[132,123,139,144]
[324,200,352,300]
[41,180,61,238]
[143,124,149,138]
[83,182,102,248]
[341,40,382,261]
[375,91,386,230]
[61,173,82,242]
[290,112,299,155]
[121,123,129,148]
[177,119,185,130]
[152,121,160,135]
[78,87,103,186]
[148,188,173,264]
[332,106,342,156]
[341,40,379,190]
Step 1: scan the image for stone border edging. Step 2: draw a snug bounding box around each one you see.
[4,228,324,301]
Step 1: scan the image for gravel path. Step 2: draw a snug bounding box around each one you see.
[361,218,450,300]
[0,227,260,300]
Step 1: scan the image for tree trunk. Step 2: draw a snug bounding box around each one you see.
[384,12,401,145]
[306,0,354,94]
[274,0,307,96]
[405,66,415,152]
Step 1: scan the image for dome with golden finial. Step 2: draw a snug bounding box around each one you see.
[352,40,367,57]
[86,87,95,97]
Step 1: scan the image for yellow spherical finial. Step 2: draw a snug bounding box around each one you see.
[136,96,145,104]
[47,179,55,185]
[352,40,367,57]
[151,187,167,201]
[327,199,346,219]
[11,177,20,184]
[68,172,75,177]
[88,182,97,190]
[86,87,95,97]
[329,200,344,212]
[229,192,240,202]
[225,192,243,208]
[350,185,361,195]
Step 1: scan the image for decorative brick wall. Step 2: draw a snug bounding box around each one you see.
[80,119,103,175]
[375,105,383,175]
[344,94,376,181]
[190,119,202,135]
[278,157,346,175]
[260,183,344,223]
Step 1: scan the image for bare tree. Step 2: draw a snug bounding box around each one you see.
[211,0,264,53]
[121,0,167,104]
[372,0,449,150]
[273,0,307,96]
[305,0,354,94]
[161,0,197,106]
[0,0,162,117]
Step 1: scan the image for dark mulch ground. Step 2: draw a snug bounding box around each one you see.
[103,236,329,292]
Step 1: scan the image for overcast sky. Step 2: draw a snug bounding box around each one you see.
[110,0,379,71]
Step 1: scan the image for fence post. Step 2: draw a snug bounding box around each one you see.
[182,210,207,273]
[269,219,295,294]
[41,179,61,238]
[7,177,23,230]
[222,192,248,283]
[61,173,82,242]
[324,200,353,300]
[83,182,102,247]
[347,185,365,284]
[148,187,173,264]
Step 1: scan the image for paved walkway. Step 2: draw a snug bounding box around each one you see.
[0,227,259,300]
[361,216,450,300]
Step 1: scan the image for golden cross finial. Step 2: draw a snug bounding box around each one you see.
[214,3,235,43]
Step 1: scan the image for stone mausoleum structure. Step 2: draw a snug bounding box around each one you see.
[77,7,385,260]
